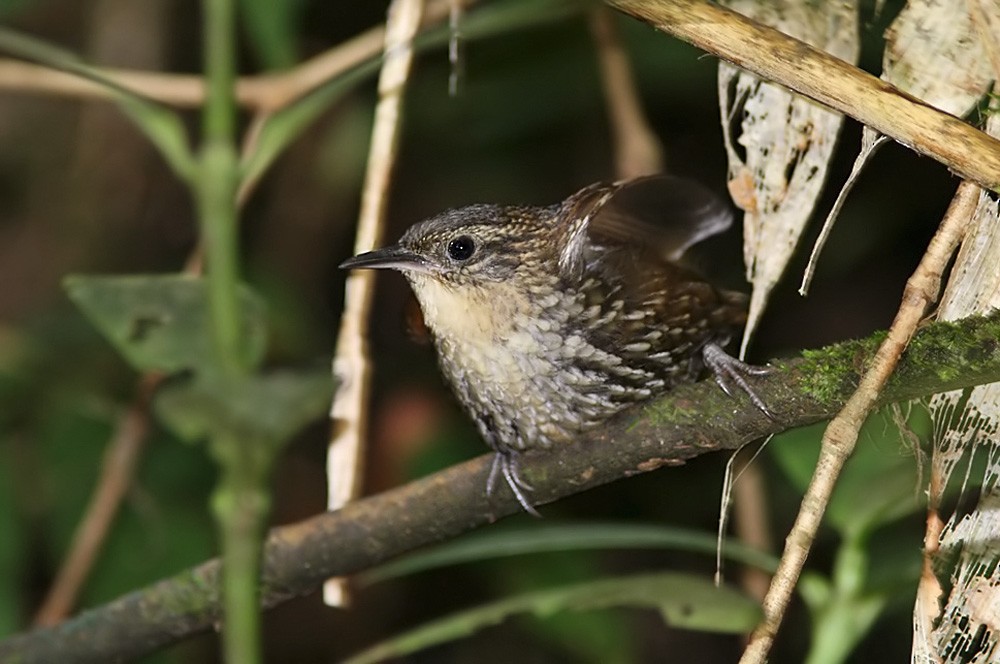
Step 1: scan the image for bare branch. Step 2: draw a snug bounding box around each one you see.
[0,1,452,112]
[325,0,425,607]
[3,311,1000,664]
[740,182,979,663]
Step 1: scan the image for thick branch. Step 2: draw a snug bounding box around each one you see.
[606,0,1000,192]
[3,313,1000,663]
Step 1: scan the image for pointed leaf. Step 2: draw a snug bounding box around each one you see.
[154,368,332,450]
[0,27,195,181]
[64,275,267,374]
[362,522,779,584]
[345,573,760,664]
[717,0,859,354]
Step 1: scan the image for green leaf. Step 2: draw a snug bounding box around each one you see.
[239,0,305,70]
[805,591,889,664]
[362,522,779,585]
[239,57,378,195]
[491,553,632,664]
[769,410,923,538]
[64,275,267,375]
[344,573,761,664]
[0,27,195,181]
[154,368,331,451]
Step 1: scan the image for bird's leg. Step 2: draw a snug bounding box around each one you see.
[702,342,775,419]
[487,449,542,518]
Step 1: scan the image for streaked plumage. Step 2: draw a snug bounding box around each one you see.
[341,176,766,515]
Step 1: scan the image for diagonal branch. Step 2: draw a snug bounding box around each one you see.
[740,181,980,663]
[0,1,453,112]
[32,374,160,626]
[3,312,1000,664]
[607,0,1000,191]
[326,0,424,607]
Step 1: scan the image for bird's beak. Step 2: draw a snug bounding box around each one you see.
[339,245,427,272]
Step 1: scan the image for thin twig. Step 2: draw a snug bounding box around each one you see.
[588,6,664,178]
[607,0,1000,191]
[799,134,891,295]
[0,1,451,112]
[731,451,774,603]
[325,0,425,607]
[739,181,980,664]
[32,374,160,626]
[4,311,1000,664]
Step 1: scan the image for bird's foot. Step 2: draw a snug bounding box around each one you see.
[487,449,542,518]
[702,342,775,419]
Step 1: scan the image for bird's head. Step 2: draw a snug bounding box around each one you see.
[339,203,558,290]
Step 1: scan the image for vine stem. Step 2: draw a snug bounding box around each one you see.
[210,433,273,664]
[200,0,242,375]
[199,0,271,662]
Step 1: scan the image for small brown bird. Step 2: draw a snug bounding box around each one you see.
[341,175,768,515]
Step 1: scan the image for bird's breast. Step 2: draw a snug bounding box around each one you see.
[406,275,645,450]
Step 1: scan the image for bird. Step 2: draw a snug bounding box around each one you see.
[341,175,769,516]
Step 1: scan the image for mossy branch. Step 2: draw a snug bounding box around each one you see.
[2,312,1000,664]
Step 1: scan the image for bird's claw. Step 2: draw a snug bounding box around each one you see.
[702,342,775,419]
[487,450,542,517]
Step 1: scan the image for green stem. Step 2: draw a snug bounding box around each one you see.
[197,142,243,374]
[803,539,886,664]
[211,434,272,664]
[199,0,242,374]
[199,1,268,662]
[203,0,235,145]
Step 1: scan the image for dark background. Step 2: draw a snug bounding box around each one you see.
[0,0,955,661]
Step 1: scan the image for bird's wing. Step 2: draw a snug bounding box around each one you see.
[556,177,747,384]
[558,175,734,273]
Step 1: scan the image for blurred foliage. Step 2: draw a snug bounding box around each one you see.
[239,0,306,71]
[346,572,762,663]
[64,276,269,375]
[0,0,960,662]
[771,411,928,664]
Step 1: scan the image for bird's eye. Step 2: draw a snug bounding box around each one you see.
[447,235,476,261]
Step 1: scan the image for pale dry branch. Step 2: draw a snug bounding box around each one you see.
[325,0,425,607]
[739,181,981,664]
[0,1,452,112]
[589,7,664,178]
[607,0,1000,191]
